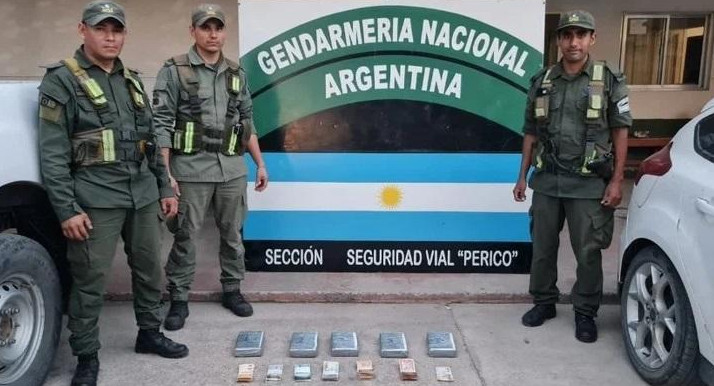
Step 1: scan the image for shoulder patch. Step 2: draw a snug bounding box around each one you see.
[39,94,63,123]
[40,95,58,109]
[616,97,631,114]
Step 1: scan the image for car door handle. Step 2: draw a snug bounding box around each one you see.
[696,198,714,217]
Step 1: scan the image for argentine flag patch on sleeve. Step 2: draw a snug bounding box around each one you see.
[616,97,630,114]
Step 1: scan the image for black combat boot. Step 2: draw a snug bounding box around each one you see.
[135,328,189,358]
[164,300,189,331]
[521,304,557,327]
[222,290,253,317]
[575,312,598,343]
[71,352,99,386]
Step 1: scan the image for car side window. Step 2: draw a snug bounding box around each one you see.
[695,113,714,163]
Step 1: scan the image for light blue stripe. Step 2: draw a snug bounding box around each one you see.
[246,153,521,183]
[245,211,530,242]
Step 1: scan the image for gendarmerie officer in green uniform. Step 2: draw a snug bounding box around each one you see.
[38,2,189,384]
[513,10,632,343]
[152,4,268,331]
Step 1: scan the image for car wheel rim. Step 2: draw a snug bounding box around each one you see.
[0,273,45,383]
[625,262,676,369]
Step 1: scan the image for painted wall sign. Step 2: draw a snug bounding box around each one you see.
[239,0,543,273]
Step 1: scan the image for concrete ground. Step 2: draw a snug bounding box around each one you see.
[45,303,646,386]
[45,181,640,385]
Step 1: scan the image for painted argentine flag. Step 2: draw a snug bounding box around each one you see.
[246,153,532,242]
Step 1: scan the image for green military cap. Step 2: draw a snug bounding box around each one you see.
[557,10,595,31]
[192,3,226,26]
[82,0,125,27]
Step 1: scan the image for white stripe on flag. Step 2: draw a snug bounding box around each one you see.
[247,182,532,212]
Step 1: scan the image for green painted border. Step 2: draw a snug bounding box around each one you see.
[242,6,542,91]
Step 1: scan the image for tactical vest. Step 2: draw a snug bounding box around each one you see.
[62,57,153,167]
[170,54,249,156]
[533,61,611,176]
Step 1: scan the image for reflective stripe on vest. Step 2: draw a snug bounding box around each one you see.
[534,67,553,121]
[534,67,553,170]
[586,63,605,121]
[581,62,607,174]
[123,67,146,109]
[170,54,243,155]
[64,57,146,110]
[230,74,241,94]
[533,62,606,123]
[533,61,609,175]
[102,129,116,162]
[184,122,195,154]
[63,57,152,165]
[226,129,238,156]
[63,58,108,107]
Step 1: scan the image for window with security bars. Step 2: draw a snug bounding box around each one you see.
[621,14,710,87]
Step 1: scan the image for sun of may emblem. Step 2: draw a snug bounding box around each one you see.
[379,185,403,209]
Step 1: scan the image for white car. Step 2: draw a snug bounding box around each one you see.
[619,99,714,386]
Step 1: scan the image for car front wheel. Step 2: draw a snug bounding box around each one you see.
[0,234,62,385]
[621,246,703,385]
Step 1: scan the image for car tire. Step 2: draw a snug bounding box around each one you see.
[621,246,703,386]
[0,234,62,385]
